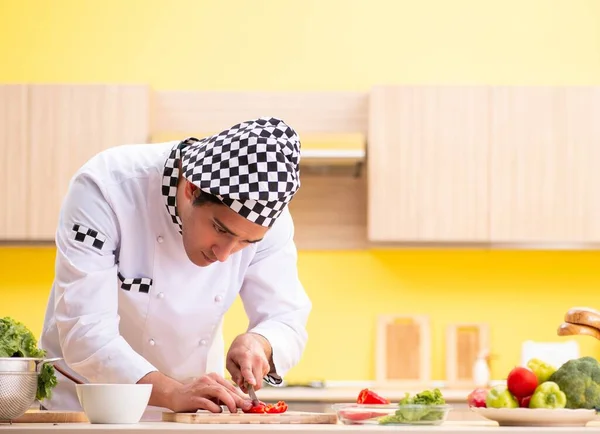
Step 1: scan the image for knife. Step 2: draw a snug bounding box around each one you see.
[247,384,260,406]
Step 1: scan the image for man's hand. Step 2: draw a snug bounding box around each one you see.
[138,371,252,413]
[226,332,273,393]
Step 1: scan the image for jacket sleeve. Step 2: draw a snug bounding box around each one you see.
[239,208,312,383]
[53,171,158,384]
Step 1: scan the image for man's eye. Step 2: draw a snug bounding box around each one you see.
[214,225,227,234]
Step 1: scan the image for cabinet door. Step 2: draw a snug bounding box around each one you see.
[28,85,149,240]
[490,87,600,243]
[0,85,29,239]
[368,86,490,242]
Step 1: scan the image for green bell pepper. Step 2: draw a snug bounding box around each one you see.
[527,358,557,384]
[529,381,567,409]
[485,385,518,409]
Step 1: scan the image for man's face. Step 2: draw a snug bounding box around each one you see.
[176,179,269,267]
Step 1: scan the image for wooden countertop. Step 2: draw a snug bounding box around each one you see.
[3,421,600,433]
[253,387,471,403]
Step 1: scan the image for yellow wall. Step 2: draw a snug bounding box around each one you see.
[2,0,600,384]
[1,0,600,89]
[2,247,600,382]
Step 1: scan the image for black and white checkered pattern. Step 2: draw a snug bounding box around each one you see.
[71,223,106,250]
[118,272,152,294]
[180,117,301,228]
[162,143,184,234]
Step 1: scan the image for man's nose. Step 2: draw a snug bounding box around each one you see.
[213,239,237,262]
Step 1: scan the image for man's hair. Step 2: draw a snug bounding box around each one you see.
[192,190,224,207]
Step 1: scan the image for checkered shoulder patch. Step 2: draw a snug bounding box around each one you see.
[118,272,153,294]
[71,223,107,250]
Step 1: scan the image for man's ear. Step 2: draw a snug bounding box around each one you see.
[183,180,198,200]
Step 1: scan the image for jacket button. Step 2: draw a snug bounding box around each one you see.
[157,292,165,299]
[199,339,207,346]
[149,339,156,346]
[214,295,222,303]
[157,236,164,243]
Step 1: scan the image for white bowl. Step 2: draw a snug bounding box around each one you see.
[76,384,152,424]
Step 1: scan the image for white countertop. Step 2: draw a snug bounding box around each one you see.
[3,421,600,433]
[254,387,470,403]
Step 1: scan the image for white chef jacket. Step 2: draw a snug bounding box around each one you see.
[38,141,311,411]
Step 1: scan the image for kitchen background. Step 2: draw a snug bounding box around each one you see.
[1,0,600,392]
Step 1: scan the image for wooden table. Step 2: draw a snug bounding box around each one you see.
[2,421,600,433]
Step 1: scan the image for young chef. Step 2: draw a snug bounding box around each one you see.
[39,117,312,414]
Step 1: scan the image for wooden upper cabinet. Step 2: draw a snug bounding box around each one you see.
[0,85,29,239]
[28,85,150,240]
[490,87,600,244]
[368,86,490,242]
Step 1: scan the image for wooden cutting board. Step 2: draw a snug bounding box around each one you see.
[375,314,431,386]
[445,322,490,387]
[0,410,88,423]
[162,411,338,424]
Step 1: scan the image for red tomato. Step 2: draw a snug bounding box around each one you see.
[507,366,538,398]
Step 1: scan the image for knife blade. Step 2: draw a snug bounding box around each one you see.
[247,384,260,406]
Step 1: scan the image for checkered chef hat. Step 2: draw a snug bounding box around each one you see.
[180,117,302,227]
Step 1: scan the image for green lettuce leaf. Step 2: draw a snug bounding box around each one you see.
[0,317,58,401]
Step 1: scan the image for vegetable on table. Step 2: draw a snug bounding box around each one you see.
[548,356,600,409]
[378,388,447,425]
[528,381,567,409]
[467,388,488,408]
[243,400,288,414]
[0,317,58,401]
[507,366,538,398]
[356,388,390,404]
[518,395,532,408]
[399,388,446,406]
[485,385,518,409]
[527,358,557,384]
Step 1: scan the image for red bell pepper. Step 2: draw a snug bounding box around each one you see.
[245,401,267,413]
[265,400,288,414]
[243,400,288,414]
[357,388,390,405]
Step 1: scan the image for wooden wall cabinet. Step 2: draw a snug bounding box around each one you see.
[0,84,149,240]
[28,85,149,239]
[368,85,600,246]
[490,87,600,244]
[2,84,599,246]
[0,85,29,240]
[368,86,490,243]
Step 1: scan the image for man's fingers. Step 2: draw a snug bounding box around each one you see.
[226,358,243,389]
[214,375,247,398]
[203,386,238,414]
[252,365,264,392]
[190,396,223,413]
[240,364,255,387]
[250,354,270,391]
